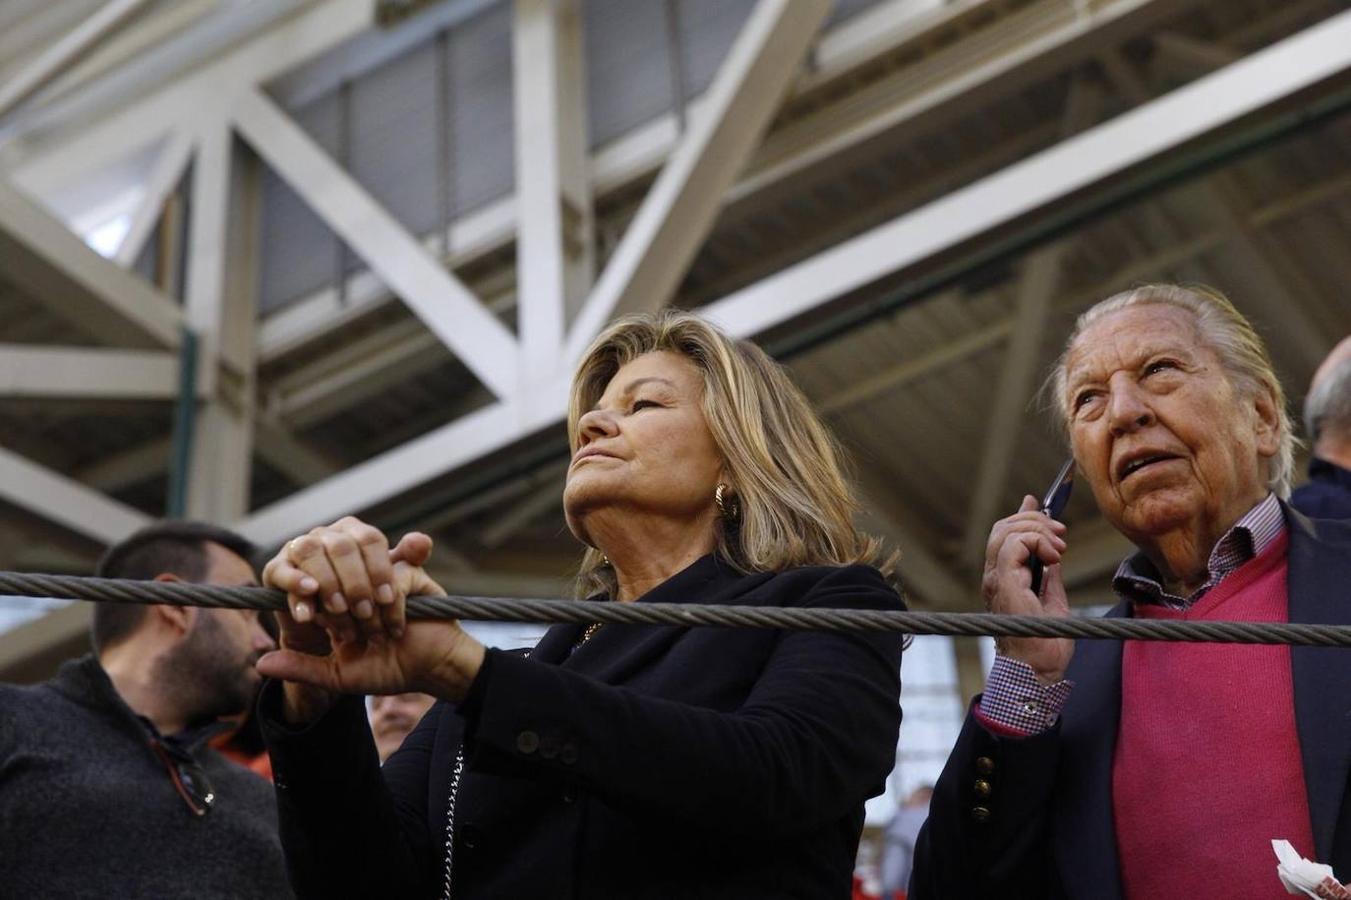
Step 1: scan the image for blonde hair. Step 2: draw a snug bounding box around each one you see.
[1049,283,1298,496]
[568,310,889,598]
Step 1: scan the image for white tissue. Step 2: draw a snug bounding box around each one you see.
[1273,840,1351,899]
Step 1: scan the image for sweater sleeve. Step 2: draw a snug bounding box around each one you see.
[259,685,440,899]
[458,565,904,839]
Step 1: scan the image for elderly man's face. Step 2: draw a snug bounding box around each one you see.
[1063,305,1280,547]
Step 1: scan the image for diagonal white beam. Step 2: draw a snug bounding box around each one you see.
[701,9,1351,342]
[230,87,518,399]
[564,0,831,365]
[513,0,594,397]
[0,344,185,400]
[0,177,182,349]
[0,0,154,119]
[238,398,559,545]
[0,445,150,544]
[8,0,372,198]
[114,127,194,268]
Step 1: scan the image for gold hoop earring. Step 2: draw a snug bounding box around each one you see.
[714,483,739,522]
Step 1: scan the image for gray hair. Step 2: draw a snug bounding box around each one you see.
[1048,284,1298,497]
[1305,354,1351,446]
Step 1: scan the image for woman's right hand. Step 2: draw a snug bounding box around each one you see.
[981,495,1074,684]
[259,518,486,724]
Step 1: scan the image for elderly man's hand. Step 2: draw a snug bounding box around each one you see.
[981,495,1074,684]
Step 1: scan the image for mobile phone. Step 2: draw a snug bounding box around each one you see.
[1028,458,1074,596]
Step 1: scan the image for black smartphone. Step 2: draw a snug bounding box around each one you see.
[1028,458,1075,596]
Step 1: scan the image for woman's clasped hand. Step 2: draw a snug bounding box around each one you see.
[256,516,485,719]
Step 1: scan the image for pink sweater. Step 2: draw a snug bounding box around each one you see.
[1113,533,1314,898]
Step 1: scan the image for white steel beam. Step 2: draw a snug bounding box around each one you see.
[701,9,1351,342]
[0,177,182,349]
[0,0,154,119]
[513,0,593,398]
[7,0,372,197]
[182,121,256,521]
[564,0,831,364]
[255,0,1191,361]
[77,436,169,493]
[254,421,341,487]
[113,127,194,268]
[240,9,1351,545]
[230,87,519,399]
[0,445,149,544]
[239,398,562,545]
[0,344,183,400]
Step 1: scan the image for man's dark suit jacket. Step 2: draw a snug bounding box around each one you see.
[261,556,904,899]
[910,506,1351,899]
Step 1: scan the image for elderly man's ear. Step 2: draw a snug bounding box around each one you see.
[1252,386,1282,459]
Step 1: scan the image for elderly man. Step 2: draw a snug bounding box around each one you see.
[1292,335,1351,519]
[0,521,293,898]
[910,285,1351,899]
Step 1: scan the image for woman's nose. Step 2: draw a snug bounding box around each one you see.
[577,407,619,443]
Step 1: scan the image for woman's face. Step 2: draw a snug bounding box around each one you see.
[563,351,725,547]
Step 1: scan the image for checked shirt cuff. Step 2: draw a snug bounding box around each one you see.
[975,656,1073,736]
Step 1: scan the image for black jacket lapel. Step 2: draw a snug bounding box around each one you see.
[1285,504,1351,868]
[1055,600,1128,900]
[568,557,772,685]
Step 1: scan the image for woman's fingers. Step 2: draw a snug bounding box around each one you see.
[261,553,321,623]
[389,531,434,567]
[256,648,341,691]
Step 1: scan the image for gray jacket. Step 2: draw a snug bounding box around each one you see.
[0,654,293,898]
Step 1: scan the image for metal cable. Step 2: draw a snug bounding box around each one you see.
[2,571,1350,647]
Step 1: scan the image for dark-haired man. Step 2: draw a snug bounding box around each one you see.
[0,521,293,898]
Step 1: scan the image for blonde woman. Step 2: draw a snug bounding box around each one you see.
[256,311,906,899]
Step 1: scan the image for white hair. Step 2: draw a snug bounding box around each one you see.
[1048,284,1299,497]
[1305,354,1351,446]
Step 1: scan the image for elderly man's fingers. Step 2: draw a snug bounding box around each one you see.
[330,519,394,634]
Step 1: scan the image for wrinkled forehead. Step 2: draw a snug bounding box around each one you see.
[1063,305,1205,389]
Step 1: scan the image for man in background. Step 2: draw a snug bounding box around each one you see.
[1292,335,1351,518]
[0,521,293,898]
[369,691,438,763]
[879,784,933,899]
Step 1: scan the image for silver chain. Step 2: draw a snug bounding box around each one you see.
[440,746,466,900]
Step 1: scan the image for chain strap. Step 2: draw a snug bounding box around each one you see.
[440,746,466,900]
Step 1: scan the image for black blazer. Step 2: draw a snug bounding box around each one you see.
[910,506,1351,899]
[261,556,905,899]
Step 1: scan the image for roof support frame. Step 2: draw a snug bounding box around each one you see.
[563,0,831,365]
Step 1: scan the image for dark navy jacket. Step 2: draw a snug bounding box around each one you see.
[910,507,1351,899]
[1291,458,1351,520]
[262,556,904,899]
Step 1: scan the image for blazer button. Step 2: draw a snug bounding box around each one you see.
[560,741,579,765]
[460,825,482,850]
[971,806,992,823]
[562,787,576,804]
[975,756,995,775]
[516,730,541,755]
[973,779,992,799]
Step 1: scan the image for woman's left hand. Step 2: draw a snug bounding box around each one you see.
[256,517,486,703]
